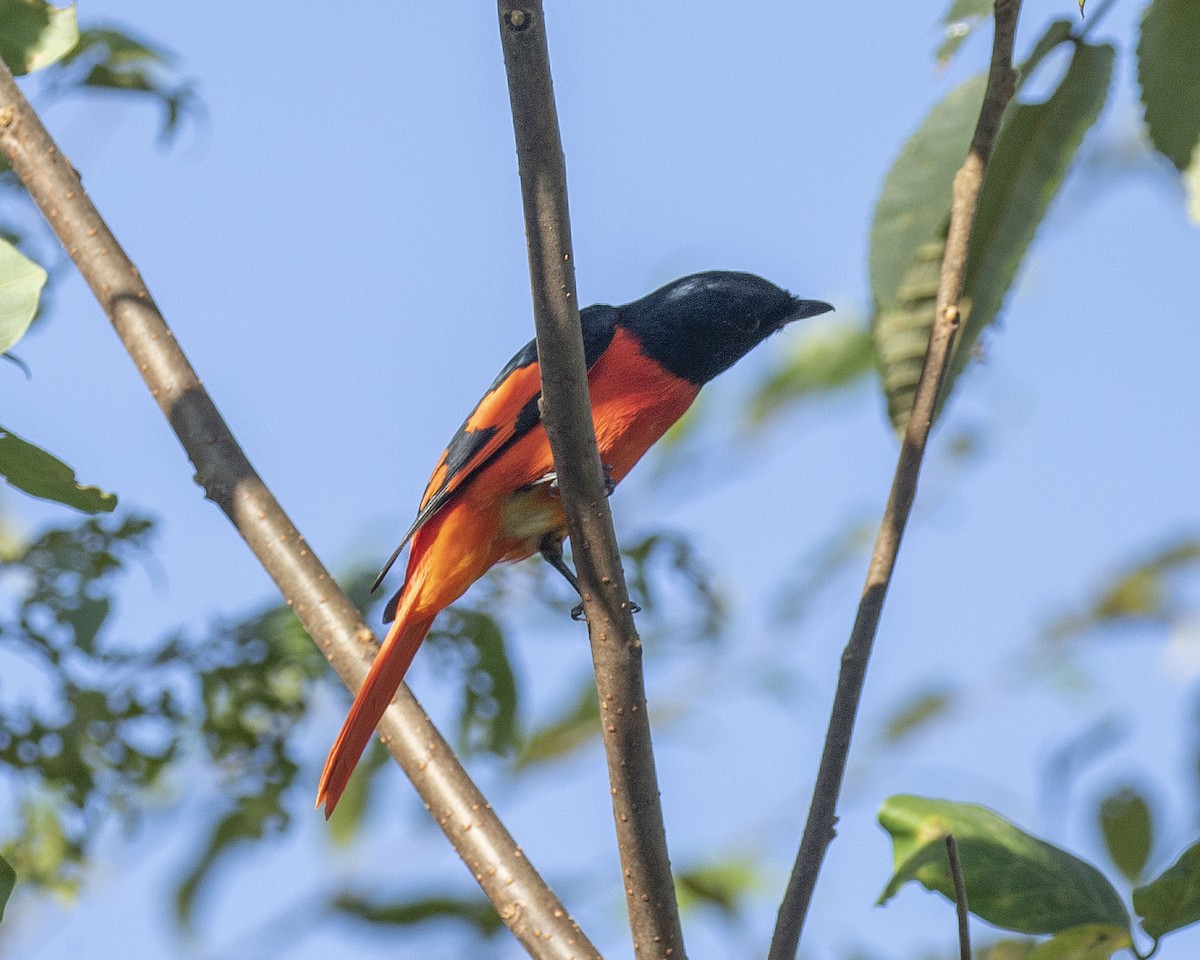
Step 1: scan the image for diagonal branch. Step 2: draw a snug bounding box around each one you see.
[496,3,686,958]
[0,56,599,960]
[767,2,1023,958]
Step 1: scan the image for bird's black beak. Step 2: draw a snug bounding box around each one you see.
[788,298,835,323]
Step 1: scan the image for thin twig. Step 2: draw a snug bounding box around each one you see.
[946,835,972,960]
[767,3,1023,958]
[496,4,685,959]
[0,57,598,960]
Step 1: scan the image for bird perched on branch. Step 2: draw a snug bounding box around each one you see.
[317,271,833,815]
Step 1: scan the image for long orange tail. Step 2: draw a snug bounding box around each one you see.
[316,605,436,818]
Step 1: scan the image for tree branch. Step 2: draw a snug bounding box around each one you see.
[496,4,685,958]
[767,3,1022,957]
[0,56,599,960]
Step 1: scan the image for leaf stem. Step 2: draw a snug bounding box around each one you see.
[767,3,1023,958]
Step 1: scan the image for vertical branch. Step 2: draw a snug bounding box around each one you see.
[496,3,686,958]
[946,835,972,960]
[767,2,1023,958]
[0,57,599,960]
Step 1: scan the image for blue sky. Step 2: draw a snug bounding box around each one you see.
[4,1,1200,958]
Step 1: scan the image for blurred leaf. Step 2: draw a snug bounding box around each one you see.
[1134,838,1200,938]
[748,318,874,425]
[426,607,519,757]
[517,679,599,769]
[981,941,1037,960]
[882,686,957,743]
[621,530,725,641]
[937,0,993,65]
[1098,787,1153,884]
[0,853,13,921]
[1047,539,1200,641]
[2,800,79,896]
[325,740,388,847]
[176,777,292,928]
[949,39,1115,405]
[879,795,1130,934]
[1024,924,1131,960]
[0,240,47,354]
[0,0,78,75]
[333,892,504,938]
[58,27,196,139]
[1137,0,1200,172]
[675,858,761,917]
[774,515,873,624]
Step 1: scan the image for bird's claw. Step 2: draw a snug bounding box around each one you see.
[569,597,641,622]
[535,465,615,499]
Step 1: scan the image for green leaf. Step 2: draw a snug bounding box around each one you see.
[516,680,599,768]
[1098,787,1153,884]
[748,318,874,425]
[937,0,993,65]
[869,70,987,313]
[63,28,196,140]
[0,240,47,354]
[0,425,116,512]
[1137,0,1200,172]
[0,0,79,75]
[1025,924,1131,960]
[1134,838,1200,938]
[675,859,761,917]
[332,892,504,939]
[950,40,1115,401]
[0,853,14,922]
[879,795,1130,935]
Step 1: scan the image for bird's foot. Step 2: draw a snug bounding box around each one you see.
[570,597,641,622]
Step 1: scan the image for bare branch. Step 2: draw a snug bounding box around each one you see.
[496,3,685,958]
[768,3,1023,958]
[0,56,598,960]
[946,835,972,960]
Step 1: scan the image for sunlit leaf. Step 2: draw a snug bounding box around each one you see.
[879,795,1130,935]
[0,240,47,354]
[0,0,78,75]
[1134,838,1200,938]
[0,853,15,922]
[1137,0,1200,173]
[333,892,504,938]
[937,0,993,65]
[1025,924,1131,960]
[517,680,599,769]
[1098,787,1153,884]
[748,318,874,425]
[0,425,116,512]
[675,859,761,917]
